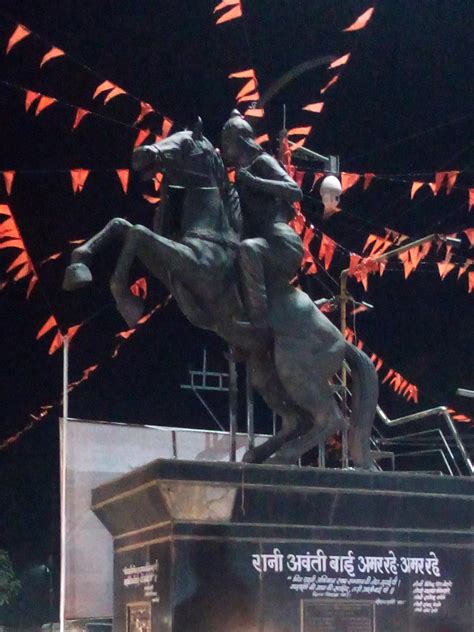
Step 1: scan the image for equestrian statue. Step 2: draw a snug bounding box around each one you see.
[63,111,379,468]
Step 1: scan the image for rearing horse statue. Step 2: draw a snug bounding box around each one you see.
[63,121,378,467]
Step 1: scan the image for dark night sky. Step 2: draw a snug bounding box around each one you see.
[0,0,472,620]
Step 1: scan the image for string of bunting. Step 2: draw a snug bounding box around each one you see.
[218,6,375,151]
[344,327,471,424]
[326,169,473,203]
[0,167,132,195]
[0,294,171,452]
[1,78,173,150]
[300,7,376,120]
[3,19,174,133]
[0,203,39,297]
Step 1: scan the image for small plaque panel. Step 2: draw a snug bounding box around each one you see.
[127,603,152,632]
[301,599,375,632]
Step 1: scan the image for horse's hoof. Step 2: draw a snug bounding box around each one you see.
[242,448,258,464]
[266,454,298,466]
[116,294,144,329]
[62,263,93,291]
[111,282,144,328]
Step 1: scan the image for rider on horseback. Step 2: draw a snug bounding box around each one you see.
[221,110,304,340]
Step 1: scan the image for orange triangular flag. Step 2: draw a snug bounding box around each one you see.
[303,102,325,113]
[67,324,82,342]
[289,138,307,151]
[382,368,395,384]
[398,251,414,279]
[7,251,29,273]
[349,253,362,276]
[72,108,90,130]
[116,169,130,193]
[445,170,459,194]
[469,271,474,293]
[35,96,57,116]
[70,169,90,194]
[104,86,127,104]
[134,128,151,147]
[162,117,173,137]
[135,102,154,126]
[25,90,41,112]
[131,277,148,299]
[329,53,351,69]
[37,315,58,340]
[26,274,38,298]
[216,3,243,24]
[0,238,23,250]
[343,7,375,32]
[6,25,31,54]
[93,80,115,99]
[410,181,424,199]
[458,259,472,279]
[288,126,312,137]
[214,0,239,11]
[229,69,255,79]
[318,234,337,270]
[237,91,260,103]
[14,259,33,281]
[40,47,65,68]
[437,260,456,280]
[341,172,360,192]
[434,171,447,194]
[142,194,161,204]
[364,173,375,190]
[2,171,15,196]
[48,330,64,355]
[468,189,474,211]
[363,234,378,252]
[245,108,265,118]
[256,134,270,144]
[320,74,340,94]
[236,78,257,100]
[464,228,474,247]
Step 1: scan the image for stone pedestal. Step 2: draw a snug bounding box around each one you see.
[92,460,473,632]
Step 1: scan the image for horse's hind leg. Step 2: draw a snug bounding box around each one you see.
[242,353,312,464]
[63,218,132,291]
[271,384,346,464]
[110,224,203,327]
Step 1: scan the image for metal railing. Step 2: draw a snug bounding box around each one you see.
[331,370,473,476]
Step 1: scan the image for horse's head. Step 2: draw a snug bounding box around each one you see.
[132,119,226,189]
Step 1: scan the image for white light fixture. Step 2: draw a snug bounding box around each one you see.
[320,175,342,217]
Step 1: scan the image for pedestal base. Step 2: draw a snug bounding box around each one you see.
[92,460,473,632]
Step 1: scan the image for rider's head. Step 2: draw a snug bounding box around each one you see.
[221,109,261,167]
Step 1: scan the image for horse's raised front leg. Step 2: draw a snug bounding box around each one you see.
[63,218,132,291]
[110,224,204,327]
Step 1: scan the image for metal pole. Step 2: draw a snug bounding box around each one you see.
[318,441,326,468]
[228,352,238,462]
[59,335,69,632]
[246,365,255,450]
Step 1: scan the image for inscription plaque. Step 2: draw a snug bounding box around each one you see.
[301,599,375,632]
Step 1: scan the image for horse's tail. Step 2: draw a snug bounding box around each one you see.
[344,342,379,468]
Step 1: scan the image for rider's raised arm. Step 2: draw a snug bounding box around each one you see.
[242,153,303,203]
